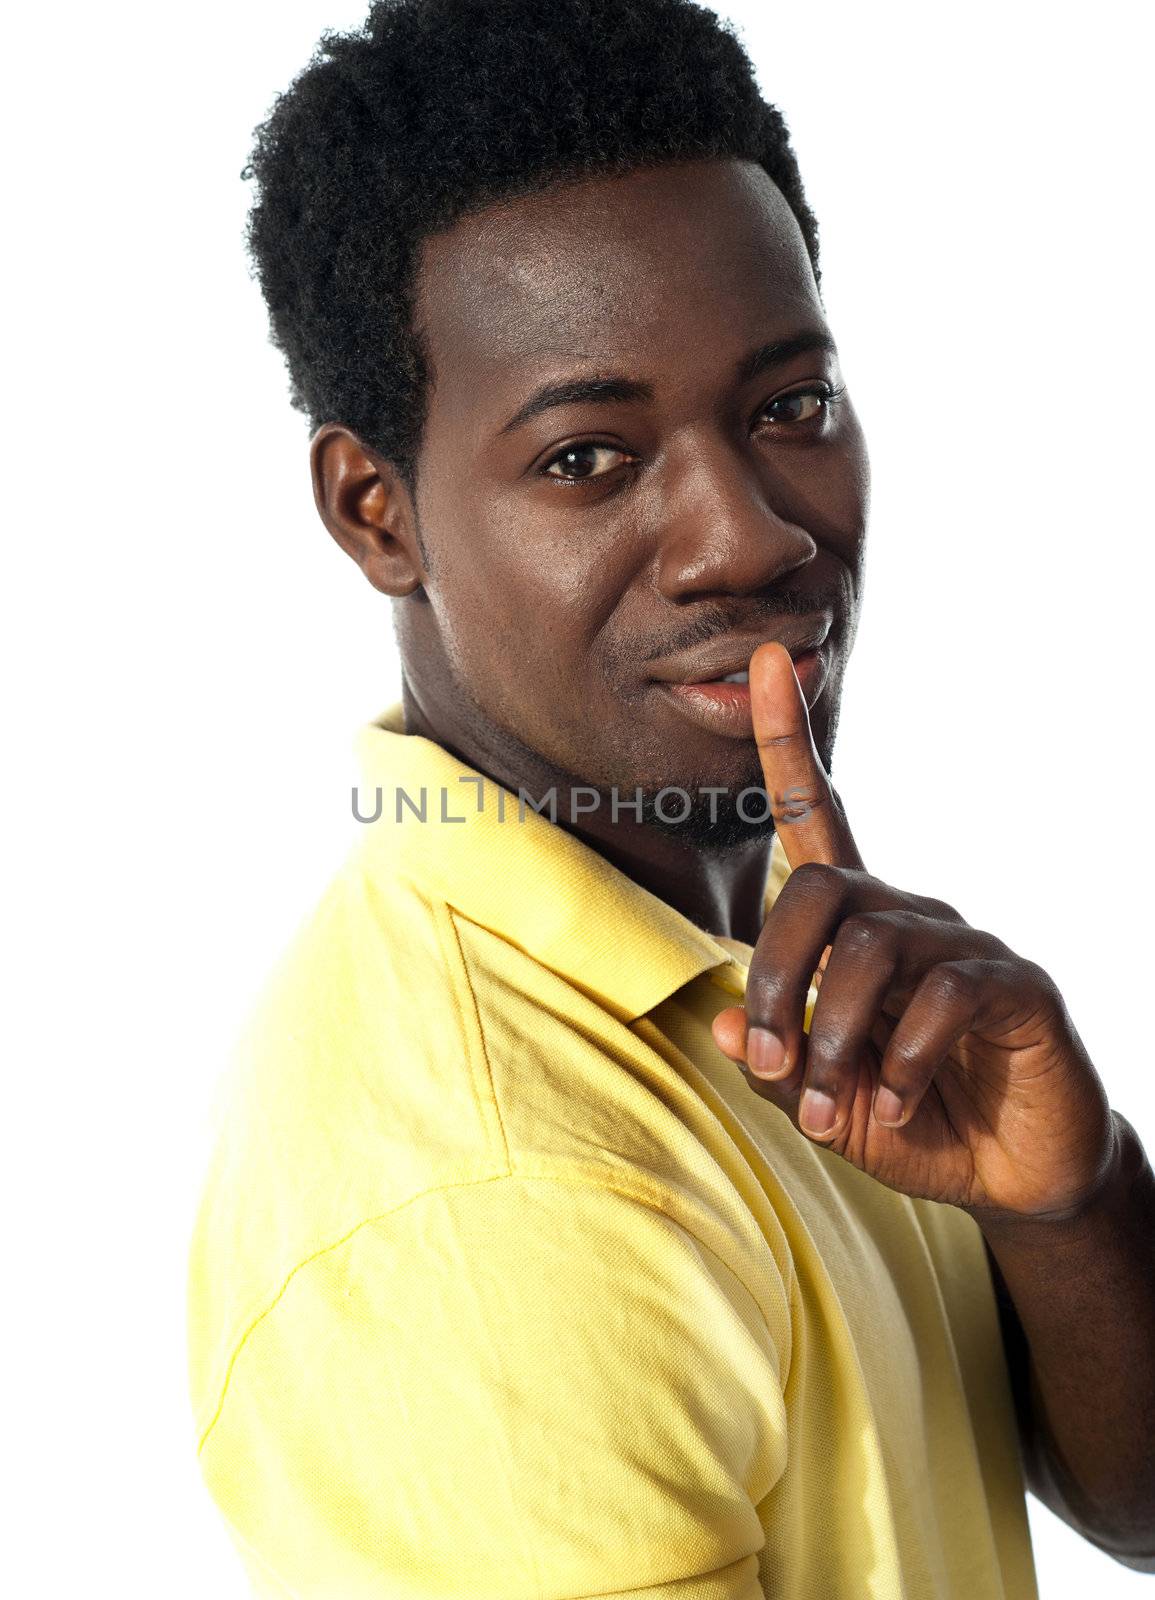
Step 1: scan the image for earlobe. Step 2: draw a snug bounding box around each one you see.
[309,423,426,597]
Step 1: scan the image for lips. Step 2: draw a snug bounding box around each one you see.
[653,645,829,739]
[647,615,833,687]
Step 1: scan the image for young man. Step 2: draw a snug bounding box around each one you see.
[187,1,1155,1594]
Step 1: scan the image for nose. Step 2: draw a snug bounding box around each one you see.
[653,438,818,602]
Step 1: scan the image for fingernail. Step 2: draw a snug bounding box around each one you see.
[747,1027,788,1078]
[800,1088,837,1135]
[873,1086,904,1126]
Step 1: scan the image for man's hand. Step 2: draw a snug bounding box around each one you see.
[711,641,1119,1228]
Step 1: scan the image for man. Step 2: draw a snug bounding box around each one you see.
[187,0,1155,1594]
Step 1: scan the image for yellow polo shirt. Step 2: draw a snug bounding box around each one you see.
[187,702,1039,1599]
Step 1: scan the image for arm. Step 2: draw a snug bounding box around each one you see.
[981,1110,1155,1572]
[194,1175,787,1598]
[713,645,1155,1571]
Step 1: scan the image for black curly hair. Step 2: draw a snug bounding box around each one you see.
[243,0,821,492]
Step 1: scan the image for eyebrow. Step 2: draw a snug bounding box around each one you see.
[495,329,839,438]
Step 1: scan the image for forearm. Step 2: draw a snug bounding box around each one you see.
[975,1110,1155,1568]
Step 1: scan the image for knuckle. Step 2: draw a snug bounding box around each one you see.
[772,783,827,823]
[744,965,792,1023]
[930,963,980,1006]
[1020,956,1056,994]
[803,1026,856,1080]
[837,913,889,957]
[1017,957,1062,1014]
[920,895,962,923]
[786,860,841,897]
[883,1034,925,1076]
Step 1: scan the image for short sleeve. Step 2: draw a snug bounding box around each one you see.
[195,1174,790,1599]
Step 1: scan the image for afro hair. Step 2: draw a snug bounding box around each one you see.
[242,0,821,488]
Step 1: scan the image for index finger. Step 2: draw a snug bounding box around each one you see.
[750,641,866,872]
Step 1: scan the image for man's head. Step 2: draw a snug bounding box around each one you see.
[246,0,870,849]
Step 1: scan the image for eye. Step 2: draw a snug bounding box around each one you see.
[540,441,636,482]
[756,384,844,428]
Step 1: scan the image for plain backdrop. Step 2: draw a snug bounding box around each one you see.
[4,0,1151,1594]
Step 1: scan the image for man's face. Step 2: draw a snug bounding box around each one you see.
[403,157,869,827]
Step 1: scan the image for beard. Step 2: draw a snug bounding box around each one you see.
[631,692,840,852]
[630,781,780,851]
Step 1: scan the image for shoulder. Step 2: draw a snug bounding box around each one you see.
[194,1171,791,1597]
[187,847,497,1427]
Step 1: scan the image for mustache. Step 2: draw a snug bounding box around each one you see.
[634,582,848,666]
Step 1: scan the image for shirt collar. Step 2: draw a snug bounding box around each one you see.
[355,702,793,1024]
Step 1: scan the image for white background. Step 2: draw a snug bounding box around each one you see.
[5,1,1152,1593]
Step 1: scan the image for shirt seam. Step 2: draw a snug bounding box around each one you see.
[439,910,795,1390]
[194,1169,787,1459]
[434,899,516,1172]
[355,867,515,1171]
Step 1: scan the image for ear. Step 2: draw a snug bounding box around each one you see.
[310,423,426,597]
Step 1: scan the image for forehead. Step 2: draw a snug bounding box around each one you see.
[413,158,823,392]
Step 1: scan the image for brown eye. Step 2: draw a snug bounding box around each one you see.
[760,390,828,425]
[542,443,631,481]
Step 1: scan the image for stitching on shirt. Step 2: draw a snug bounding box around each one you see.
[195,1170,788,1459]
[437,916,796,1386]
[437,903,515,1173]
[355,868,515,1172]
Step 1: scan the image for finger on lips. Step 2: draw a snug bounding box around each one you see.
[748,642,865,876]
[716,642,886,1140]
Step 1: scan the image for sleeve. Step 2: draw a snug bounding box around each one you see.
[194,1173,791,1600]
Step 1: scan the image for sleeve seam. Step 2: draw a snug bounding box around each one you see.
[437,908,793,1384]
[195,1168,788,1459]
[434,900,516,1170]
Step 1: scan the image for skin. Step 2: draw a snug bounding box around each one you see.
[314,158,866,945]
[312,157,1155,1565]
[715,643,1155,1565]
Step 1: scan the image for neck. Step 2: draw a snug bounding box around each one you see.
[400,678,772,946]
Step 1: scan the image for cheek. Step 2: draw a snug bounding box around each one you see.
[793,437,869,587]
[428,504,613,693]
[830,414,871,541]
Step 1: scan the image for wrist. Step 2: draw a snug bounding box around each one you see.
[968,1110,1139,1245]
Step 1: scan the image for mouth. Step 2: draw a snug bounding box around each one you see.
[647,619,832,739]
[652,647,828,739]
